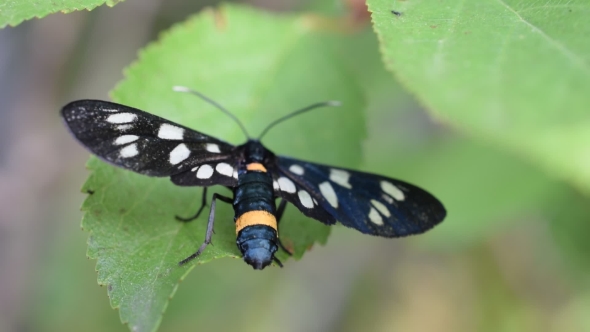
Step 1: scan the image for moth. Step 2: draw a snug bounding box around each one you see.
[61,87,446,270]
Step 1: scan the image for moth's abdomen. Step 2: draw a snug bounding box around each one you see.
[236,225,278,270]
[233,171,276,218]
[235,210,277,234]
[233,167,279,270]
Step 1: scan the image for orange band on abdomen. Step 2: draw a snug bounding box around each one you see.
[235,210,277,234]
[246,163,267,172]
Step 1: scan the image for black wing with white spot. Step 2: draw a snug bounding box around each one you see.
[270,167,337,226]
[61,100,239,187]
[274,156,446,237]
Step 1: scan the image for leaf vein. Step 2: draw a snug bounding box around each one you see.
[495,0,590,74]
[430,0,468,76]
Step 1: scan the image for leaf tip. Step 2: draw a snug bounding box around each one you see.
[207,6,227,31]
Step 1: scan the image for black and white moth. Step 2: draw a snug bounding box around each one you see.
[61,87,446,270]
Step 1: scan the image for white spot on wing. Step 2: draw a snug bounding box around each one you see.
[319,181,338,208]
[298,190,314,208]
[196,164,214,179]
[215,163,233,177]
[273,180,279,191]
[114,135,139,145]
[206,143,221,153]
[278,177,296,193]
[169,143,190,165]
[116,124,133,131]
[119,143,138,158]
[381,181,405,201]
[289,165,304,175]
[381,194,394,204]
[371,199,391,217]
[158,123,184,140]
[106,113,137,124]
[368,207,384,225]
[329,169,352,189]
[103,109,119,112]
[233,169,238,179]
[191,166,199,172]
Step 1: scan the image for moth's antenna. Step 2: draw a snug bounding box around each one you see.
[173,86,251,139]
[257,101,341,141]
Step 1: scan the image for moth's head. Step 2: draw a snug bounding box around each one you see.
[243,140,271,164]
[236,224,279,270]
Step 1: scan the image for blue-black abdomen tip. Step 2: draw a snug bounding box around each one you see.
[237,224,278,270]
[243,248,274,270]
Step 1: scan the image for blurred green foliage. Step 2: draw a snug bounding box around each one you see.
[0,0,123,28]
[8,0,590,332]
[368,0,590,196]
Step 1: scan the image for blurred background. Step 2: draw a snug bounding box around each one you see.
[2,0,590,331]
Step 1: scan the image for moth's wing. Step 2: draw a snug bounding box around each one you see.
[61,99,239,187]
[269,165,337,226]
[273,156,446,237]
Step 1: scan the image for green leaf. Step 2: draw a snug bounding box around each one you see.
[0,0,123,28]
[368,0,590,194]
[362,89,564,248]
[81,4,365,332]
[372,137,564,248]
[332,27,565,249]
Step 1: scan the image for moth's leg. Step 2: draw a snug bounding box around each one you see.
[273,256,284,268]
[275,199,292,256]
[176,187,208,222]
[178,193,233,265]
